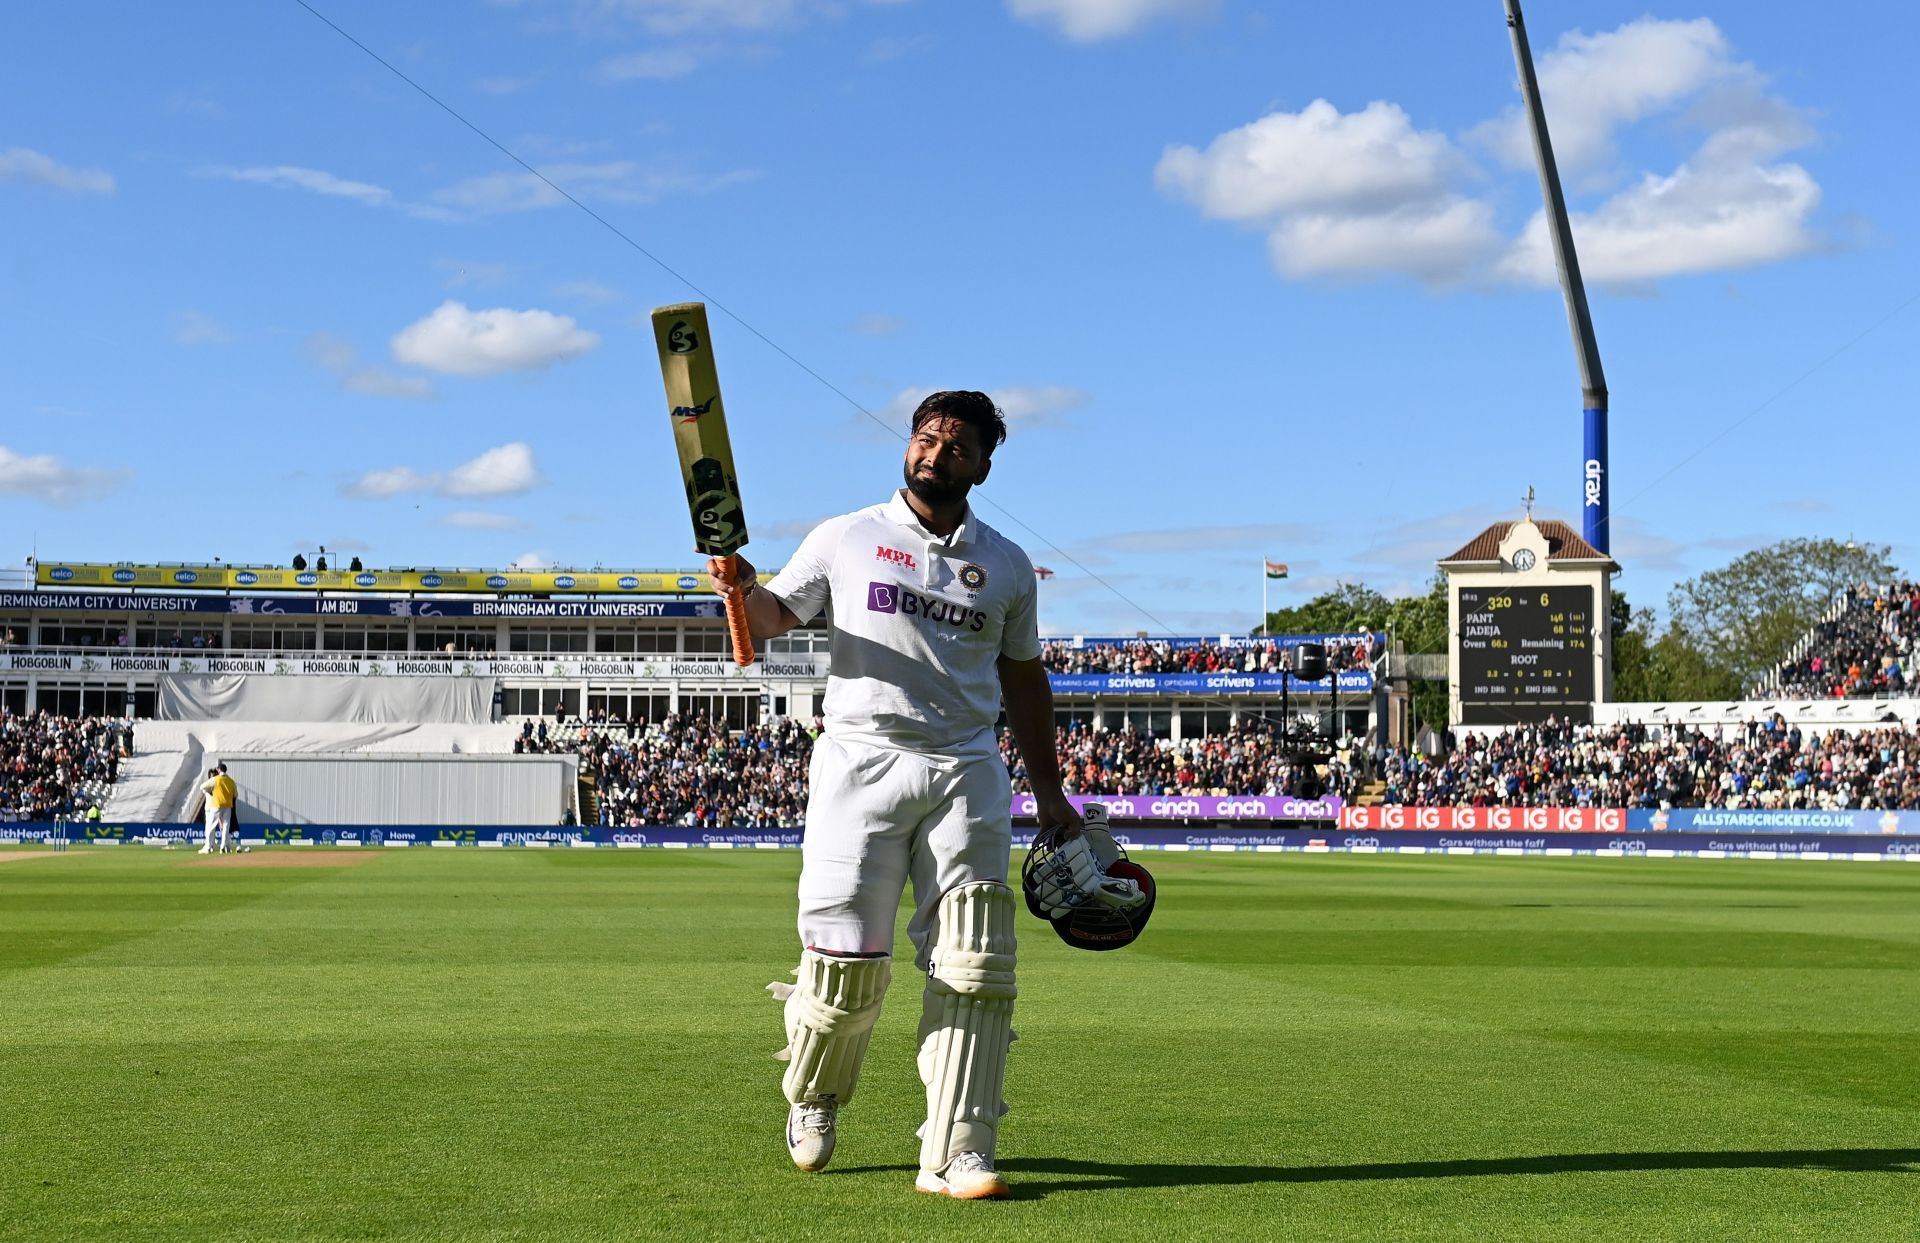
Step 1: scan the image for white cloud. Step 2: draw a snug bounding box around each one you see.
[1159,17,1828,290]
[1157,100,1461,220]
[509,550,554,570]
[1006,0,1211,41]
[443,510,523,529]
[442,442,543,497]
[553,279,621,304]
[431,161,759,213]
[0,446,125,504]
[1498,152,1821,287]
[880,385,1087,430]
[597,48,704,80]
[343,443,542,500]
[853,313,904,336]
[1157,99,1493,286]
[173,310,234,346]
[475,76,535,95]
[204,164,392,207]
[390,301,600,376]
[1472,17,1734,174]
[306,332,435,400]
[1270,197,1499,283]
[593,0,817,33]
[343,466,435,499]
[0,147,114,195]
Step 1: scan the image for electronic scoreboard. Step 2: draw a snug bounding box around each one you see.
[1455,584,1595,724]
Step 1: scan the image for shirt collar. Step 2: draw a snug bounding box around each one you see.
[885,489,974,549]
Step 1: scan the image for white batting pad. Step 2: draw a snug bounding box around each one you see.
[917,881,1018,1174]
[777,949,891,1106]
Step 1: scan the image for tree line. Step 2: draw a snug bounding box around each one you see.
[1257,537,1898,730]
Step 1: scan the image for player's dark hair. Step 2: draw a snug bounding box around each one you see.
[910,391,1007,458]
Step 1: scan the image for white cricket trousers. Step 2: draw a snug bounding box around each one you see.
[798,733,1011,968]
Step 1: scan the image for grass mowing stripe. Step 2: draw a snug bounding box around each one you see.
[1,850,1914,1242]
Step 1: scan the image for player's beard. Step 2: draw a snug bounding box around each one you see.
[904,461,970,507]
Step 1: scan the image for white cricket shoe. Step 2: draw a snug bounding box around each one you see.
[916,1152,1010,1200]
[197,846,212,855]
[786,1102,836,1172]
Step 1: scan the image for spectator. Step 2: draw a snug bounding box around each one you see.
[1377,714,1920,811]
[1772,581,1917,699]
[0,708,127,822]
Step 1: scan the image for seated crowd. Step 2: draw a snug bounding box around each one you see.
[521,713,814,829]
[1379,715,1920,810]
[0,709,130,821]
[1040,636,1374,676]
[522,713,1354,825]
[1771,581,1917,699]
[1004,718,1356,802]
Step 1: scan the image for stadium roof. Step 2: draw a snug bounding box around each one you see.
[1437,520,1619,570]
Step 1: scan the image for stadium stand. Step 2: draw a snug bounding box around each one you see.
[1768,580,1917,699]
[1005,719,1358,802]
[535,714,815,829]
[1382,715,1920,810]
[0,709,129,821]
[1041,636,1376,675]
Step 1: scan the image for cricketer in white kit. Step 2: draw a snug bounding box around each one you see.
[711,390,1081,1201]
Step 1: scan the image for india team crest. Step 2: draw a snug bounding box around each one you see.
[959,563,987,592]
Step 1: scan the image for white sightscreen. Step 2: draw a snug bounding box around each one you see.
[157,675,495,724]
[222,753,573,825]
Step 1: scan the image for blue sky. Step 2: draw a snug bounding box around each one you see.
[3,0,1914,636]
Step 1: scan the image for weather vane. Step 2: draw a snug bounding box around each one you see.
[1522,485,1536,520]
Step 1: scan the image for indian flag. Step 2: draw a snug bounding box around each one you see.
[1264,560,1288,580]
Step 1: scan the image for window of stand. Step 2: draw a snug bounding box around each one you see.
[416,626,497,655]
[36,682,115,716]
[681,629,727,656]
[35,621,113,650]
[765,628,830,655]
[508,626,590,654]
[676,690,761,730]
[322,623,409,652]
[228,623,320,652]
[0,683,26,713]
[592,625,676,654]
[500,686,581,717]
[1109,704,1173,738]
[1053,699,1096,730]
[585,689,671,725]
[1178,702,1235,738]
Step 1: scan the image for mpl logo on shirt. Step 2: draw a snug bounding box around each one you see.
[875,545,917,570]
[866,581,986,632]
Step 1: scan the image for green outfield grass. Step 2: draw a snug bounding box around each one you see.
[2,848,1917,1242]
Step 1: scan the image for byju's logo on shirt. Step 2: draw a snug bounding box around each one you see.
[875,545,917,570]
[867,582,986,632]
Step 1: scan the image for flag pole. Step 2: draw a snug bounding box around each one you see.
[1261,557,1268,636]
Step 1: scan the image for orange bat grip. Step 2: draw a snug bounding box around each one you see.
[719,554,756,667]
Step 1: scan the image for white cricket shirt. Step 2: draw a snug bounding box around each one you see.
[766,490,1041,760]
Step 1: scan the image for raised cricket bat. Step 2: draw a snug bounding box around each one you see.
[650,302,755,666]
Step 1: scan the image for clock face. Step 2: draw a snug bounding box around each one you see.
[1511,548,1537,572]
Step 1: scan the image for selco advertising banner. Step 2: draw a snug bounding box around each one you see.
[1341,806,1918,835]
[34,563,769,596]
[1047,671,1373,694]
[0,591,727,618]
[0,652,830,679]
[7,822,1918,860]
[1012,793,1344,821]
